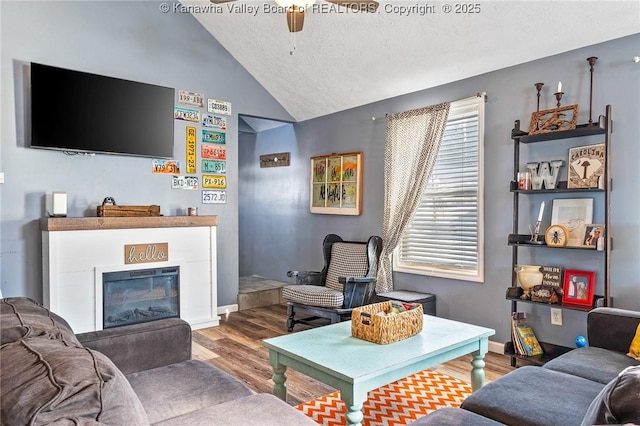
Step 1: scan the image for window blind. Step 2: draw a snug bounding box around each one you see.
[395,97,484,280]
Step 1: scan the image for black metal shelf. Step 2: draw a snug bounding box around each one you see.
[509,181,605,194]
[511,122,607,144]
[507,234,601,250]
[506,296,598,312]
[504,341,573,367]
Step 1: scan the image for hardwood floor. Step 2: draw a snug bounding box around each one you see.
[192,304,515,406]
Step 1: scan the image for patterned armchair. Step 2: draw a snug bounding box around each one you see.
[282,234,383,331]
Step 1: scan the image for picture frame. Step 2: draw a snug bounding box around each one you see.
[583,224,605,248]
[567,143,605,189]
[551,198,593,247]
[310,151,362,215]
[562,269,595,307]
[529,105,579,135]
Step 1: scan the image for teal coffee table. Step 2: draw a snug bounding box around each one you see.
[262,315,495,426]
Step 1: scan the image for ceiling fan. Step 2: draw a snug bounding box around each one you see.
[209,0,379,32]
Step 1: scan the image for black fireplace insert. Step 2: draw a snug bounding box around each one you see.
[102,266,179,329]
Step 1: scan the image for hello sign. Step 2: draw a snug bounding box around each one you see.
[124,243,169,264]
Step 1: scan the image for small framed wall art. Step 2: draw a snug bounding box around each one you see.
[551,198,593,247]
[562,269,595,307]
[568,143,605,189]
[310,151,362,215]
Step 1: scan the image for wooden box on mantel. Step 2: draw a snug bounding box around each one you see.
[96,205,161,217]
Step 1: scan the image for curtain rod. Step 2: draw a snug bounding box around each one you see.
[371,92,487,121]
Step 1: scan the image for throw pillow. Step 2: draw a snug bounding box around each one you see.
[580,365,640,425]
[627,323,640,361]
[0,297,80,346]
[1,337,149,425]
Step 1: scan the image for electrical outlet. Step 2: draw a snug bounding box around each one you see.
[551,308,563,326]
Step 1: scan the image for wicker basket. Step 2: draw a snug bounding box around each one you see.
[351,301,424,344]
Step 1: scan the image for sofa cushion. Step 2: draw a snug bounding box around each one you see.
[461,366,603,426]
[627,324,640,361]
[0,337,148,425]
[543,346,640,384]
[126,359,253,424]
[0,297,80,346]
[409,407,505,425]
[581,365,640,425]
[153,393,320,426]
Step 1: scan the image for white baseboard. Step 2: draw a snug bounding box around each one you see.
[217,304,239,319]
[488,340,504,354]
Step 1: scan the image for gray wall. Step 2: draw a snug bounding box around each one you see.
[239,33,640,347]
[0,1,294,306]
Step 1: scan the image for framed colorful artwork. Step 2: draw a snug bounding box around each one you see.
[562,269,595,308]
[568,143,605,189]
[310,151,362,215]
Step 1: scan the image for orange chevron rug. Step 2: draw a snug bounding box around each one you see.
[296,369,471,426]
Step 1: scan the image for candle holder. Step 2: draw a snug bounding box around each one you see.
[587,56,598,124]
[534,83,544,111]
[530,220,543,243]
[554,92,564,108]
[534,83,544,130]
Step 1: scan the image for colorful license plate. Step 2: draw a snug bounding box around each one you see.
[202,114,227,130]
[152,159,181,174]
[186,127,197,174]
[202,159,226,174]
[202,189,227,204]
[177,90,204,107]
[171,175,198,190]
[202,144,226,160]
[202,175,226,189]
[202,129,226,144]
[207,99,232,116]
[174,107,200,122]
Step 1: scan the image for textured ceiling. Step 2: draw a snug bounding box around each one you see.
[183,0,640,122]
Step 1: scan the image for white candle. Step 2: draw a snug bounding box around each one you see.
[557,81,562,93]
[537,201,545,222]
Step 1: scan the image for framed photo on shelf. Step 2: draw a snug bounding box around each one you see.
[310,151,362,215]
[583,224,605,248]
[568,143,605,189]
[562,269,595,307]
[551,198,593,247]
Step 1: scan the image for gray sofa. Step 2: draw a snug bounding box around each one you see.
[0,297,318,425]
[412,307,640,425]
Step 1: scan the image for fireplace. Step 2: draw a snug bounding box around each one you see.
[102,266,180,329]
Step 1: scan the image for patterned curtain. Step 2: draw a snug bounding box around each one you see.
[376,102,451,293]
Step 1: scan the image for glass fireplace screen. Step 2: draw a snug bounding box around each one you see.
[102,266,179,329]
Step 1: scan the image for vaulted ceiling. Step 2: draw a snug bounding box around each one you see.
[183,0,640,122]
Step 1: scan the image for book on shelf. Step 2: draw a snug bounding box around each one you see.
[511,312,544,357]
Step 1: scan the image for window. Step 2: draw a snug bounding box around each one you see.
[394,96,485,282]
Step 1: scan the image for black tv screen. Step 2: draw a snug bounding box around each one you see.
[30,63,175,158]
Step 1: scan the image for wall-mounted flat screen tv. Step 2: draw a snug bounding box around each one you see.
[30,63,175,159]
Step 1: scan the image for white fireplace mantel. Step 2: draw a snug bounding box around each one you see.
[41,216,219,333]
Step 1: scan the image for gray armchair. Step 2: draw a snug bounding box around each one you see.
[282,234,383,331]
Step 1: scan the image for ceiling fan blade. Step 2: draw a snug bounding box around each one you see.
[286,6,305,33]
[324,0,379,12]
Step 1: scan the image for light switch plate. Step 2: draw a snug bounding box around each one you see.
[0,172,4,184]
[551,308,563,326]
